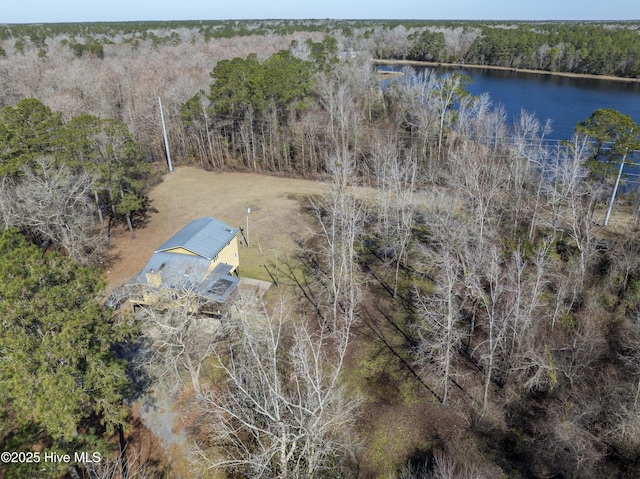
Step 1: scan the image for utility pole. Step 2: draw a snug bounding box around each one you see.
[246,204,250,247]
[158,96,173,173]
[604,127,636,227]
[604,151,628,227]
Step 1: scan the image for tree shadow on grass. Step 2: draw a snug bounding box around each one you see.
[113,338,154,407]
[132,197,159,231]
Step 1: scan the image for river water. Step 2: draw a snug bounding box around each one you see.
[382,64,640,142]
[382,64,640,186]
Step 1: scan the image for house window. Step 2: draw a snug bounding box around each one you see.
[213,254,219,262]
[226,241,231,247]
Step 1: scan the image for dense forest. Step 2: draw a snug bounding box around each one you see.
[1,19,640,479]
[2,20,640,77]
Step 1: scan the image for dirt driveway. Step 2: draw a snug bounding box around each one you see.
[105,166,326,293]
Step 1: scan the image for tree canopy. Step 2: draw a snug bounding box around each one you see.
[0,98,64,176]
[0,99,150,259]
[209,50,314,117]
[0,228,136,477]
[0,229,133,435]
[575,108,640,179]
[408,30,447,62]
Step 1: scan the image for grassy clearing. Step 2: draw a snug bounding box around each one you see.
[105,166,326,292]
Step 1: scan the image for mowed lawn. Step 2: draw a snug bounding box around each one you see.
[105,166,326,293]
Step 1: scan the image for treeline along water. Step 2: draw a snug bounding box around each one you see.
[383,64,640,185]
[384,64,640,140]
[458,68,640,140]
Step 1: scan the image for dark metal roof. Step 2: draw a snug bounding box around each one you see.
[155,216,238,260]
[131,252,239,303]
[139,251,211,284]
[202,263,239,302]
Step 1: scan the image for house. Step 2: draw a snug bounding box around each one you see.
[129,216,240,307]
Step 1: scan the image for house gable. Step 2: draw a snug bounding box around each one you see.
[155,216,238,261]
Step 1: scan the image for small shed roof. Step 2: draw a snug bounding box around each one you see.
[156,216,238,260]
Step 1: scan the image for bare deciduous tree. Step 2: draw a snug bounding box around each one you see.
[505,241,550,361]
[396,449,496,479]
[136,285,222,395]
[467,244,510,410]
[312,150,363,332]
[74,446,160,479]
[546,397,607,478]
[414,248,465,406]
[389,154,417,299]
[316,73,363,159]
[546,136,608,288]
[510,110,552,241]
[450,137,507,244]
[368,140,418,297]
[0,157,106,264]
[196,297,360,479]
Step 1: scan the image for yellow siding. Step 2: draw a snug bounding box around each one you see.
[162,247,197,256]
[207,235,240,274]
[161,235,239,275]
[145,271,163,288]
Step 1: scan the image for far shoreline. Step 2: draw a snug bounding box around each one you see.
[372,59,640,84]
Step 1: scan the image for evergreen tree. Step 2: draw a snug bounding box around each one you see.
[0,229,136,477]
[0,98,63,176]
[575,108,640,180]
